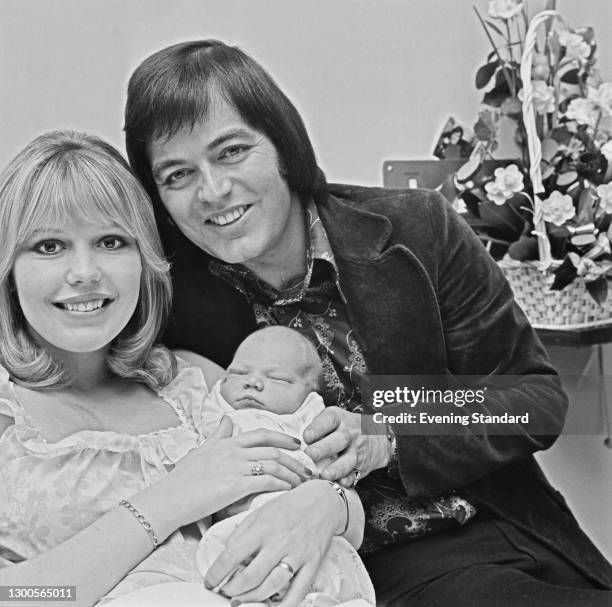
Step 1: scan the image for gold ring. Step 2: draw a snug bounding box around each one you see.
[352,468,361,488]
[277,560,295,577]
[251,461,265,476]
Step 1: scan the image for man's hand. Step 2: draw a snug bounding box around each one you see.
[302,407,392,487]
[204,480,344,606]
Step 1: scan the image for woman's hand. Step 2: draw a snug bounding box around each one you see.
[162,417,312,532]
[303,407,392,488]
[203,480,345,606]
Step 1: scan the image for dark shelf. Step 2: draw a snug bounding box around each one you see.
[536,325,612,347]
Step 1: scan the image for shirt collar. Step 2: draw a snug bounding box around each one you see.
[307,201,338,273]
[209,199,338,303]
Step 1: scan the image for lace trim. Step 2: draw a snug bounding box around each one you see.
[0,360,207,459]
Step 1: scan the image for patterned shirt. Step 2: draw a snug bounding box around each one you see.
[210,203,367,411]
[209,201,476,553]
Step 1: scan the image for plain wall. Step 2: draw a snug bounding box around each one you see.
[1,0,611,559]
[2,0,612,177]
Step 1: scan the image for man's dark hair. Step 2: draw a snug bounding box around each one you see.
[124,40,322,245]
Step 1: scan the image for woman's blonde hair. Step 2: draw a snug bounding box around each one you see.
[0,130,176,389]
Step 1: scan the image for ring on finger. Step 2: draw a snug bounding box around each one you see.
[251,461,265,476]
[277,560,295,577]
[351,468,361,488]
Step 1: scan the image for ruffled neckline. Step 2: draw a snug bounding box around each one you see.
[0,362,207,461]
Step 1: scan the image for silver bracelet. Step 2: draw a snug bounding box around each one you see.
[119,499,160,549]
[327,481,350,535]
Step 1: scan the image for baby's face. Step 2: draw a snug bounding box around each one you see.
[220,333,314,414]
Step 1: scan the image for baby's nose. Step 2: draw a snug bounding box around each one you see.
[244,375,264,391]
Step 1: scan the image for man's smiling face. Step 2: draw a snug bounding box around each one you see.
[149,97,304,273]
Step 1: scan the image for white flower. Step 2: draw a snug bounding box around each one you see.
[598,233,612,255]
[541,191,576,225]
[565,137,586,160]
[484,164,524,205]
[488,0,523,20]
[453,198,468,214]
[586,66,604,90]
[601,141,612,163]
[531,81,555,114]
[584,233,612,260]
[484,182,508,206]
[588,82,612,116]
[597,183,612,213]
[565,97,599,128]
[568,253,608,282]
[558,30,591,62]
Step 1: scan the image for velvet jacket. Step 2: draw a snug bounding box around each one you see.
[161,183,612,588]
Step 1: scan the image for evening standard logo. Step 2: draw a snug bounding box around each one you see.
[371,387,486,408]
[372,410,530,426]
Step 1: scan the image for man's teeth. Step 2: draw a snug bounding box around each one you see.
[208,206,247,226]
[63,299,105,312]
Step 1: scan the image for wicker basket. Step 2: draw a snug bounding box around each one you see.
[502,10,612,330]
[500,263,612,329]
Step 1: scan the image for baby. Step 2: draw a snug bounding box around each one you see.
[100,327,374,606]
[201,325,326,476]
[196,326,374,606]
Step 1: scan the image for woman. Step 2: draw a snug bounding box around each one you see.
[0,130,364,606]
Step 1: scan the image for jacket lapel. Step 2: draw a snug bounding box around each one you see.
[318,192,446,375]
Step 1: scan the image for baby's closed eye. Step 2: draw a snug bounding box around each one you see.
[227,367,247,375]
[268,373,293,383]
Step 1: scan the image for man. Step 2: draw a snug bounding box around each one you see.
[125,40,612,606]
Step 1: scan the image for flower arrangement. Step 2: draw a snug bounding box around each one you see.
[460,0,612,304]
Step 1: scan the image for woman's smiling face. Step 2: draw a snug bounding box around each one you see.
[12,217,142,356]
[149,98,305,272]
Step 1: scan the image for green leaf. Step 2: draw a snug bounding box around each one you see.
[484,19,505,37]
[473,113,496,142]
[483,87,511,107]
[495,67,522,90]
[548,226,573,260]
[582,27,596,45]
[501,96,522,116]
[479,196,526,241]
[586,276,608,305]
[561,68,579,84]
[595,214,611,234]
[508,235,539,260]
[475,62,499,89]
[549,127,573,146]
[541,138,560,162]
[576,188,597,224]
[551,257,578,290]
